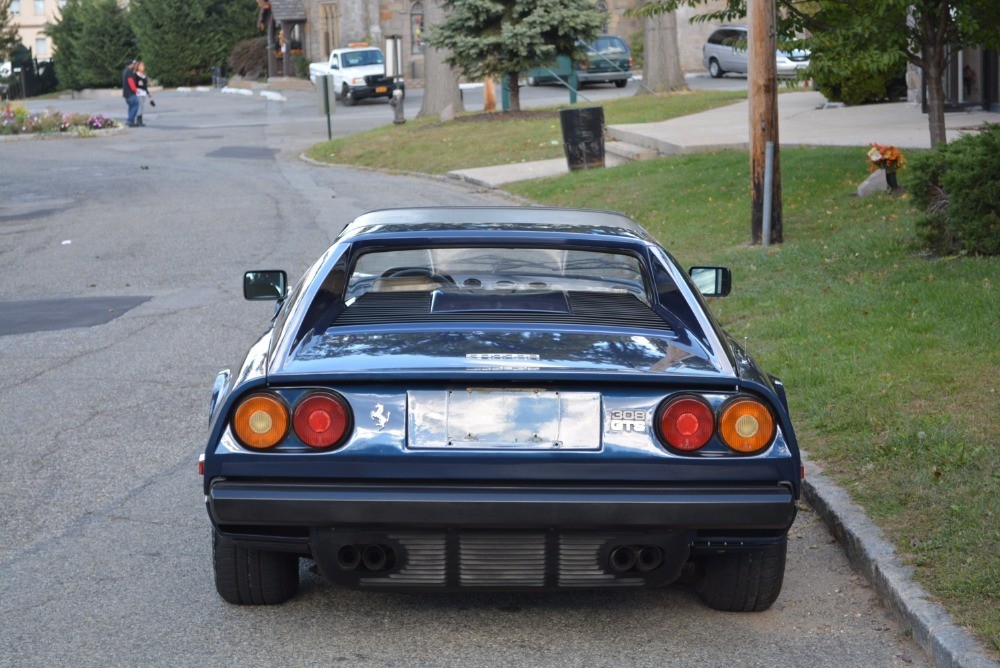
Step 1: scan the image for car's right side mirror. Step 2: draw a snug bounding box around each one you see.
[688,266,732,297]
[244,270,287,301]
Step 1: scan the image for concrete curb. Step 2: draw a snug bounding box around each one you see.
[802,457,997,668]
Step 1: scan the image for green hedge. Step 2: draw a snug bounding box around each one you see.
[909,124,1000,256]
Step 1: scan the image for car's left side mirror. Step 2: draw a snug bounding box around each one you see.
[244,270,287,301]
[688,266,732,297]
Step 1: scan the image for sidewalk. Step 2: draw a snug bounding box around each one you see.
[448,90,998,187]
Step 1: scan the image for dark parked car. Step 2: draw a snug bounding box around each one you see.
[202,207,801,611]
[526,35,633,88]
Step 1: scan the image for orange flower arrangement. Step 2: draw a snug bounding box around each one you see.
[867,143,906,172]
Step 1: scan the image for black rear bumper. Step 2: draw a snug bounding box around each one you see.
[208,481,797,531]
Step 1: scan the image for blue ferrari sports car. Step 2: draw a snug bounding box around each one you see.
[202,206,801,610]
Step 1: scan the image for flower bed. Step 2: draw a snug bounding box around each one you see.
[1,103,120,136]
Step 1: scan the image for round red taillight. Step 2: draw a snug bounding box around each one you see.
[658,396,714,451]
[293,392,350,448]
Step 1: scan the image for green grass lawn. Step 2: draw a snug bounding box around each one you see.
[305,89,746,173]
[306,92,998,652]
[509,148,999,652]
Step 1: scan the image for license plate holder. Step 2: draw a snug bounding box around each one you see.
[408,389,601,450]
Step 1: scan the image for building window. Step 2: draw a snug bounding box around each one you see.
[34,0,43,14]
[410,2,424,54]
[11,0,20,14]
[35,37,47,57]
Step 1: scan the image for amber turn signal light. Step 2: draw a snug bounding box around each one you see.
[718,398,775,453]
[232,393,289,449]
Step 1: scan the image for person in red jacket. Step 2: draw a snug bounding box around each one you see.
[122,59,139,127]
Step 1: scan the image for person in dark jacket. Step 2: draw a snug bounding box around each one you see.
[122,59,139,127]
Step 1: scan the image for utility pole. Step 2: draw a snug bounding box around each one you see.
[748,0,782,245]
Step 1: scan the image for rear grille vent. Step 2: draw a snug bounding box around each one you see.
[332,292,670,330]
[459,533,547,587]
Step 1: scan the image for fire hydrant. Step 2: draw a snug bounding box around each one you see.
[390,88,405,125]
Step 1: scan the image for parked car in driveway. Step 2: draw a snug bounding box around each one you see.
[202,206,801,611]
[526,35,633,88]
[703,25,809,78]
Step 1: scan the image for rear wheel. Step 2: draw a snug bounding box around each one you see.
[709,58,724,78]
[695,541,786,612]
[213,530,299,605]
[614,79,627,88]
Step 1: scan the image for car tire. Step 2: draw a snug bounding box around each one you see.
[341,84,357,106]
[709,58,724,79]
[614,79,627,88]
[695,540,786,612]
[213,529,299,605]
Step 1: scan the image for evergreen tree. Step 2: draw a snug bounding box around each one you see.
[45,0,133,90]
[426,0,604,111]
[45,0,85,90]
[74,0,135,88]
[0,0,19,63]
[131,0,258,87]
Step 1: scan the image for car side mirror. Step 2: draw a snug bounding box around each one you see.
[244,270,287,301]
[689,266,731,297]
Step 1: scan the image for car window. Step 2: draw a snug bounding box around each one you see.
[590,36,628,55]
[708,30,726,45]
[346,247,648,301]
[342,49,384,67]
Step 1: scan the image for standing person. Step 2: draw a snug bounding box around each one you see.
[121,59,139,127]
[135,61,152,126]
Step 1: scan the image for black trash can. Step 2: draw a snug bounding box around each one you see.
[559,106,605,170]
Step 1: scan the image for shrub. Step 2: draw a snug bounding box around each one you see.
[228,36,268,80]
[909,124,1000,256]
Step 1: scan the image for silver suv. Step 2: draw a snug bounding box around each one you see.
[703,26,809,78]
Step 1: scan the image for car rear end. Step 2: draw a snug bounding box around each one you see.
[578,35,632,86]
[204,227,800,608]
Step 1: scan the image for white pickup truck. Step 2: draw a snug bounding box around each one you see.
[308,45,404,106]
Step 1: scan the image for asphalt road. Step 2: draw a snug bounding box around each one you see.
[0,86,927,667]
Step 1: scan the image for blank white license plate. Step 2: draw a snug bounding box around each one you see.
[408,389,601,450]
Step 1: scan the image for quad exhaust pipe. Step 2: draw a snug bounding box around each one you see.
[609,545,664,573]
[336,544,395,572]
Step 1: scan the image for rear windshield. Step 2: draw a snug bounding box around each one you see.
[346,247,648,302]
[589,36,629,55]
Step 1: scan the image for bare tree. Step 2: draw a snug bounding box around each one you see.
[417,0,464,119]
[639,10,688,94]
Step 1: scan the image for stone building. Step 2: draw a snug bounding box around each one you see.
[263,0,728,81]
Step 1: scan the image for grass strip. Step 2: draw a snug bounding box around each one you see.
[508,148,999,652]
[304,89,747,173]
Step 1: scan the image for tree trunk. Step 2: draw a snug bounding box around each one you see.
[638,10,688,95]
[748,0,782,244]
[922,34,948,147]
[417,0,464,119]
[507,71,521,112]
